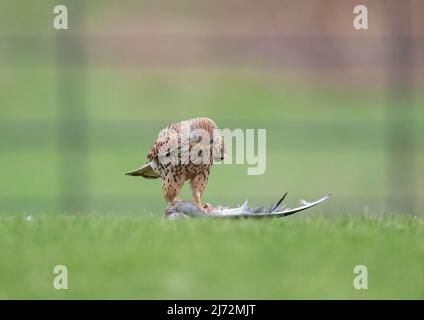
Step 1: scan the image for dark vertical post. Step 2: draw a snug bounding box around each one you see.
[55,0,89,212]
[384,0,415,213]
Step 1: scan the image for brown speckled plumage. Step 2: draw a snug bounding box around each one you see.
[126,117,225,208]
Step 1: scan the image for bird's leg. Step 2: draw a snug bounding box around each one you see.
[190,173,208,209]
[162,174,185,207]
[164,191,178,206]
[193,193,203,209]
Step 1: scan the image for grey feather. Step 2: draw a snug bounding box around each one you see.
[165,193,332,219]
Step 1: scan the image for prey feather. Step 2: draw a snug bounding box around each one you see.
[165,193,331,219]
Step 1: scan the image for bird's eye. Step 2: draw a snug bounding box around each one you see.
[197,150,203,157]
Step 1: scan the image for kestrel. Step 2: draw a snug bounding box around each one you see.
[126,117,225,209]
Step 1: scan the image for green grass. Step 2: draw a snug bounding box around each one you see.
[0,213,423,299]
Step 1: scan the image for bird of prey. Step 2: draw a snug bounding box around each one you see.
[126,117,225,209]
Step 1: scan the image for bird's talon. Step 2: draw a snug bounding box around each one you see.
[203,202,216,213]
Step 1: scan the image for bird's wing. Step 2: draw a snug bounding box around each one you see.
[147,135,170,161]
[147,131,181,160]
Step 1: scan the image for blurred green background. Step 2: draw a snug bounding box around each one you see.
[0,0,423,215]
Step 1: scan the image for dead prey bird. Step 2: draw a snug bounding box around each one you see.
[165,193,331,219]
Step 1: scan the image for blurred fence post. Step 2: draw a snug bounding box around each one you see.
[385,0,415,213]
[55,0,89,212]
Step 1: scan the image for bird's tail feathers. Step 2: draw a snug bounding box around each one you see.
[125,162,160,179]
